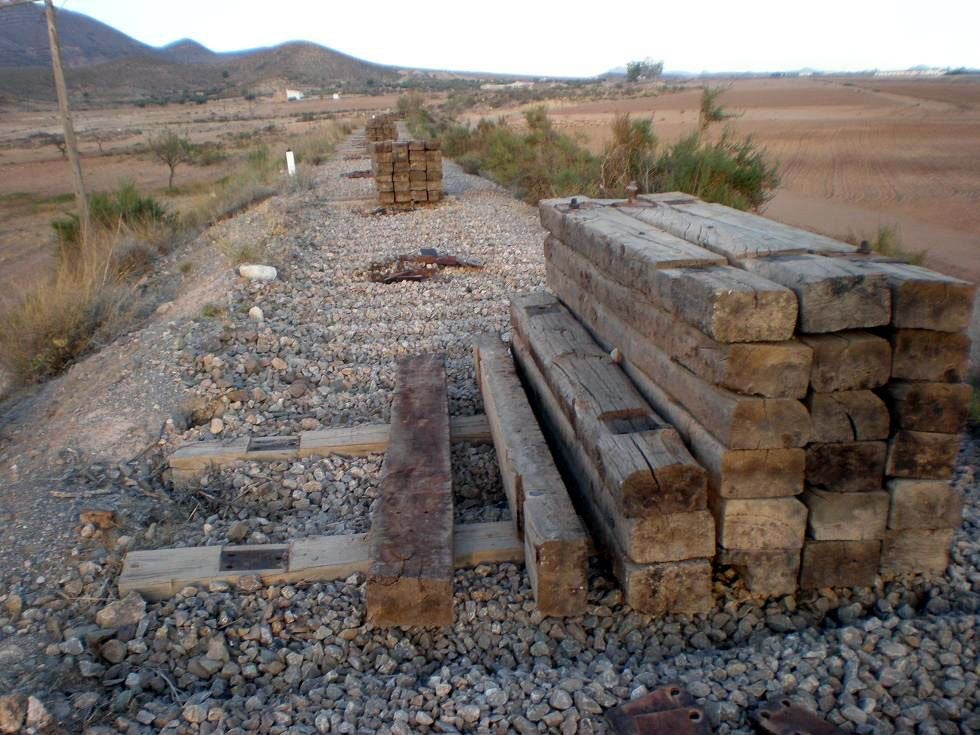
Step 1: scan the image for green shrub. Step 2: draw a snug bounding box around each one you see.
[653,131,780,210]
[600,114,658,194]
[52,181,172,256]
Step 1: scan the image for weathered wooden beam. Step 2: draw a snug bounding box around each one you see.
[511,333,713,614]
[511,330,714,564]
[627,195,853,260]
[510,293,707,517]
[639,193,856,257]
[741,254,891,333]
[717,548,801,597]
[842,259,975,332]
[880,528,953,576]
[473,337,589,616]
[806,391,890,443]
[547,286,811,449]
[805,442,886,493]
[118,521,522,601]
[168,414,492,484]
[545,236,812,398]
[799,540,880,589]
[886,430,961,479]
[882,382,973,434]
[889,329,971,383]
[886,479,964,530]
[615,354,805,498]
[802,488,889,541]
[799,331,891,392]
[540,197,799,342]
[366,353,454,627]
[710,496,808,551]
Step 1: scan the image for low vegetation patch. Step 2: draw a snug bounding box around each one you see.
[845,225,927,265]
[1,120,352,389]
[406,89,779,208]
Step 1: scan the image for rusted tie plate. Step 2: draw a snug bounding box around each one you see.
[753,699,845,735]
[606,685,711,734]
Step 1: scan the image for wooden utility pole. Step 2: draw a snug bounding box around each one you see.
[0,1,90,234]
[42,0,89,236]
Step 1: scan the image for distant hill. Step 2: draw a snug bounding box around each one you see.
[0,4,401,103]
[158,39,218,65]
[0,3,154,67]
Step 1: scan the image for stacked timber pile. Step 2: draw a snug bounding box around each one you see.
[509,293,715,615]
[365,115,397,143]
[538,192,974,596]
[371,140,443,208]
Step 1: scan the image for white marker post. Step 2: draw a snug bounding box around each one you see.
[285,149,296,177]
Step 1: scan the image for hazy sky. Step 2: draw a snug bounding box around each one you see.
[60,0,979,77]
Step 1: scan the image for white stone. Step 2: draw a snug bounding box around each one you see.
[249,306,264,322]
[239,264,278,281]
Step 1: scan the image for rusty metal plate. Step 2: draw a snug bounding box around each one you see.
[219,546,289,572]
[629,708,711,735]
[753,700,845,735]
[247,435,300,456]
[606,686,697,734]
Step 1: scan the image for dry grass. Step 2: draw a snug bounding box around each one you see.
[846,225,927,265]
[0,230,141,385]
[0,120,353,390]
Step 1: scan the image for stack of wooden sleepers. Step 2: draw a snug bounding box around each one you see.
[538,192,974,596]
[365,114,397,144]
[509,293,716,615]
[371,140,443,208]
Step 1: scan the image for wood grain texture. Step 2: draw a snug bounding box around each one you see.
[513,331,715,614]
[799,540,880,589]
[511,332,715,565]
[540,197,799,342]
[473,337,589,616]
[618,356,805,498]
[882,382,973,434]
[119,521,522,601]
[367,353,454,627]
[742,254,891,333]
[547,285,811,450]
[843,259,975,332]
[799,331,891,392]
[805,442,886,493]
[886,430,961,479]
[806,391,890,443]
[886,479,964,530]
[889,330,971,383]
[510,293,707,517]
[625,197,852,260]
[640,193,856,257]
[802,488,889,541]
[718,548,801,597]
[545,237,812,398]
[710,496,807,551]
[880,528,953,576]
[169,415,492,485]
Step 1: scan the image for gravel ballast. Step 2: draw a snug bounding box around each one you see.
[0,133,976,734]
